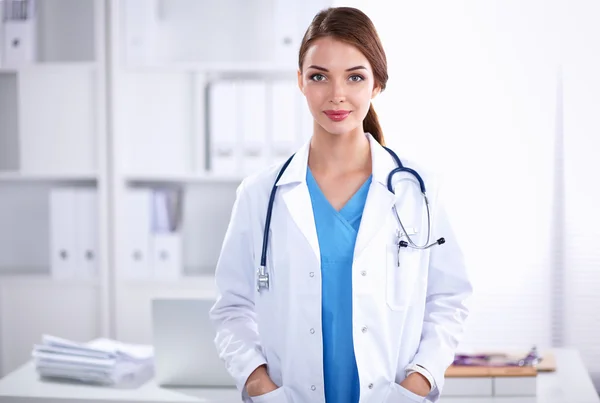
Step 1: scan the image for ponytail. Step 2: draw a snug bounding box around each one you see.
[363,103,385,146]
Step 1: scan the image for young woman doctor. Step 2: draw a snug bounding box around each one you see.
[210,7,472,403]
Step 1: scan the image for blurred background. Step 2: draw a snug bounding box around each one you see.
[0,0,598,393]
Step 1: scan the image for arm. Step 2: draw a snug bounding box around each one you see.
[209,180,275,398]
[405,186,473,402]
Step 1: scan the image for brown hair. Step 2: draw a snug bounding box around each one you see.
[298,7,388,145]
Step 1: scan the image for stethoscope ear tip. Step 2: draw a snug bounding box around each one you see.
[437,238,446,245]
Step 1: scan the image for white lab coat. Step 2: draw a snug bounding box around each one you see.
[210,133,472,403]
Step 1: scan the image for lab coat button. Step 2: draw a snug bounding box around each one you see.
[362,326,368,333]
[311,385,316,391]
[310,328,315,334]
[361,270,367,276]
[368,383,374,389]
[309,272,314,277]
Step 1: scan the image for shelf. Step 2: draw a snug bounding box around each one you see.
[121,62,298,77]
[122,274,217,298]
[125,173,243,185]
[0,62,97,74]
[0,272,99,287]
[0,172,97,184]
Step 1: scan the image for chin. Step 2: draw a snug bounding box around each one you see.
[320,120,361,137]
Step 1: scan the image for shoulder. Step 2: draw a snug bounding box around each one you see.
[236,160,288,205]
[387,148,446,200]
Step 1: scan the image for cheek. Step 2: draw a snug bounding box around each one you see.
[348,87,375,116]
[303,86,326,112]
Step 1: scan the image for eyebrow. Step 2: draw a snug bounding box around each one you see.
[307,65,367,72]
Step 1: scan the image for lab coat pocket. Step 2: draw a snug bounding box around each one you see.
[384,382,426,403]
[386,242,422,311]
[250,386,290,403]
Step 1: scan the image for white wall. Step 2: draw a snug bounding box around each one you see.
[342,0,600,389]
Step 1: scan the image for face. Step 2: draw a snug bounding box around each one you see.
[298,36,381,137]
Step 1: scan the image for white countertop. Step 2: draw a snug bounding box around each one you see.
[0,348,598,403]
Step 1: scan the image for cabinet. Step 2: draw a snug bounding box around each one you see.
[0,0,108,376]
[108,0,330,343]
[0,0,331,375]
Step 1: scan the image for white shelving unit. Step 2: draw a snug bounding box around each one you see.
[0,0,109,376]
[107,0,329,344]
[0,0,331,375]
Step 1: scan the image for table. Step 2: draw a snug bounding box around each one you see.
[0,348,598,403]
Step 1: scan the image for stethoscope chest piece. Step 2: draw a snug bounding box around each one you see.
[257,265,269,292]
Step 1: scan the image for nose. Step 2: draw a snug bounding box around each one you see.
[330,80,346,104]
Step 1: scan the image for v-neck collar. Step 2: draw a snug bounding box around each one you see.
[306,168,372,218]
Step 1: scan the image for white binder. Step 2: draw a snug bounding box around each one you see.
[123,0,158,66]
[2,0,37,67]
[0,4,4,67]
[269,81,299,164]
[123,189,152,280]
[149,188,183,281]
[151,232,182,281]
[239,80,267,175]
[272,0,297,62]
[49,188,76,280]
[74,188,98,279]
[208,80,239,176]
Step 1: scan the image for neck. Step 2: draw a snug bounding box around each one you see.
[308,125,371,175]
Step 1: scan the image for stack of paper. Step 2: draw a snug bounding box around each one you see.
[31,335,154,387]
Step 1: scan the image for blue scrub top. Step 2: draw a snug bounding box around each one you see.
[307,168,372,403]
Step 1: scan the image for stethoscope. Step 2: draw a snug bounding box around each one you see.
[257,147,446,292]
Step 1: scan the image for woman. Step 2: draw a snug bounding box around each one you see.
[210,6,472,403]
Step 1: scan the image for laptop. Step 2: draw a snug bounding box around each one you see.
[151,298,236,387]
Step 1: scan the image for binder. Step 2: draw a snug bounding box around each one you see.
[269,81,299,163]
[123,0,157,66]
[49,188,76,280]
[73,188,98,279]
[150,232,182,281]
[208,80,239,176]
[272,0,297,62]
[239,80,268,175]
[2,0,37,67]
[0,4,4,67]
[123,189,152,280]
[149,188,183,281]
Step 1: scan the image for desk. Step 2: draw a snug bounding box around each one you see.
[0,348,598,403]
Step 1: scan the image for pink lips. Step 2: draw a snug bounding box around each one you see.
[324,110,351,122]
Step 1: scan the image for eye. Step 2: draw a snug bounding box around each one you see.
[349,74,365,82]
[309,73,326,82]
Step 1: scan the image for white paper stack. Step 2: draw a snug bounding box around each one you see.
[31,335,154,387]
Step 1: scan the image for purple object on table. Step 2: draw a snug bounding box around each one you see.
[452,346,542,367]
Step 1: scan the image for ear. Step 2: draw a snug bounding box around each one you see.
[297,69,305,94]
[371,84,381,99]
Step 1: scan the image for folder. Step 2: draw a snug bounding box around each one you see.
[149,188,183,281]
[239,80,268,175]
[151,232,182,281]
[49,188,77,279]
[208,80,239,176]
[123,0,157,66]
[272,0,297,62]
[0,5,4,67]
[123,189,152,280]
[269,81,299,163]
[2,0,37,67]
[73,188,98,279]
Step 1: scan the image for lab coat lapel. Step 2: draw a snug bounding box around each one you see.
[354,134,404,260]
[353,182,396,259]
[277,140,320,261]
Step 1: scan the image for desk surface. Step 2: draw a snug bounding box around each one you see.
[0,348,598,403]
